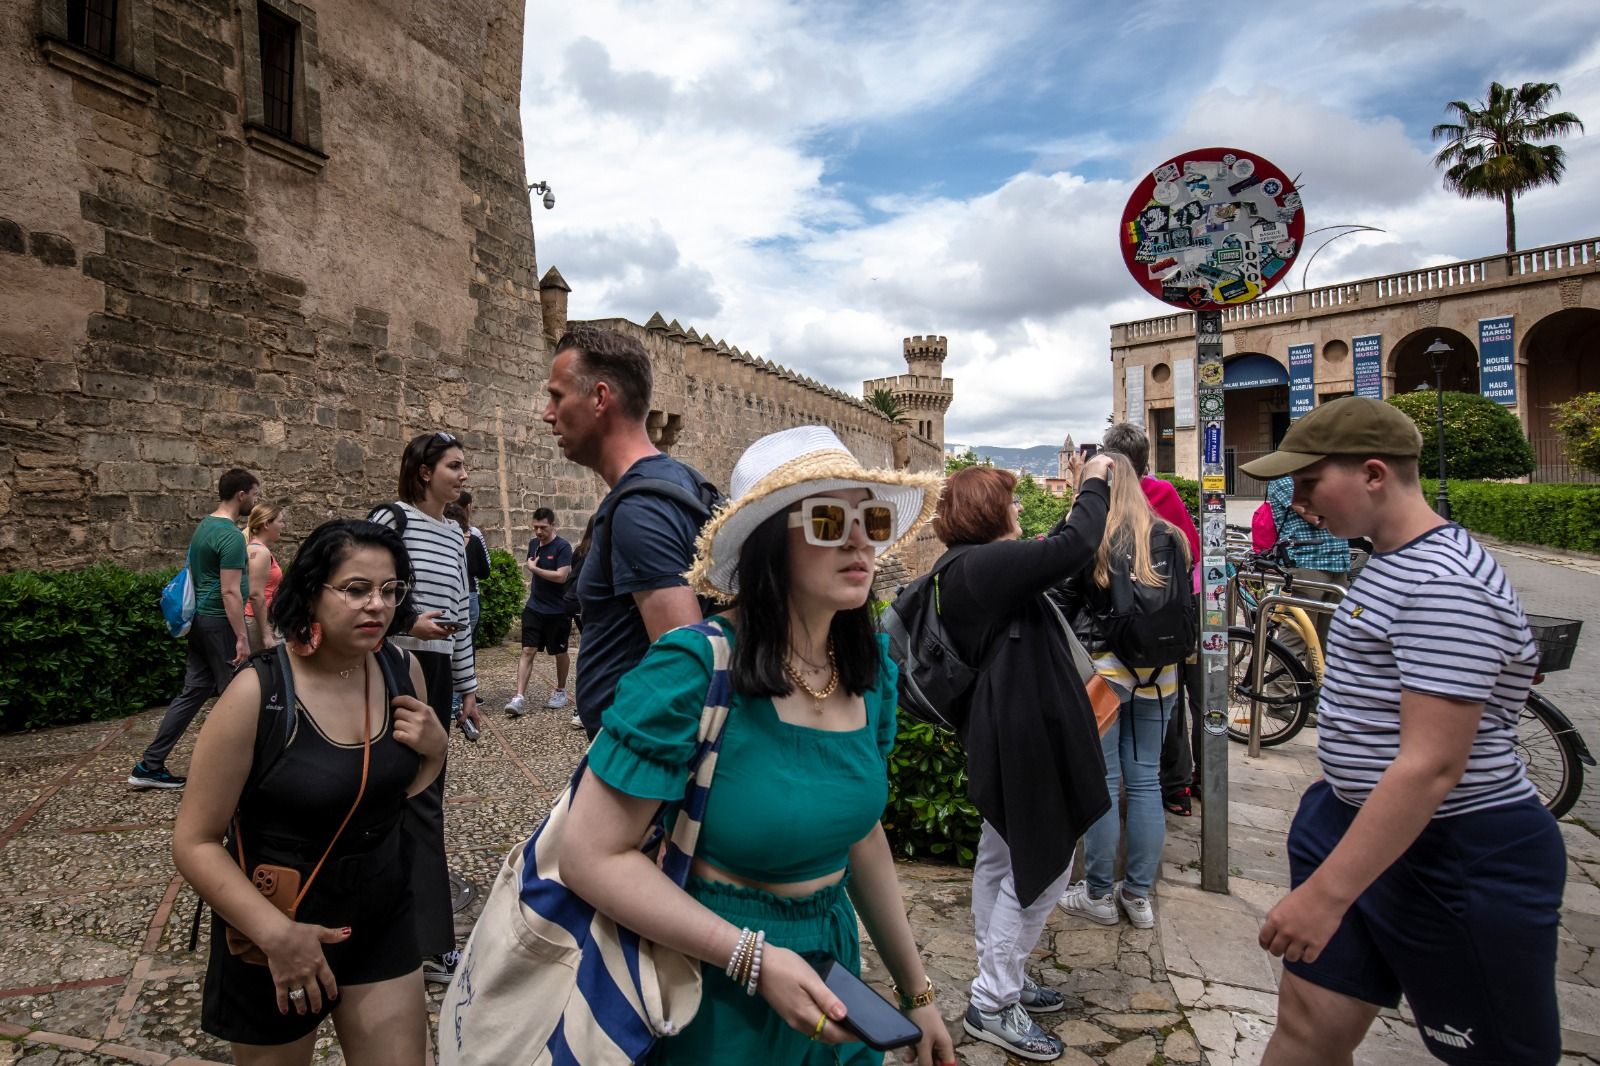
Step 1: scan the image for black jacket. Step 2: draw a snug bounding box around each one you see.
[935,479,1111,906]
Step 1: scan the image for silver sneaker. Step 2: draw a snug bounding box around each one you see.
[569,712,583,728]
[545,689,568,709]
[1020,974,1065,1014]
[963,1002,1064,1061]
[1057,880,1119,925]
[505,693,526,717]
[1117,882,1156,929]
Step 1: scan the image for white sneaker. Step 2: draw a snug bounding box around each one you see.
[1057,880,1119,925]
[505,694,526,717]
[1116,883,1155,929]
[546,689,568,709]
[569,713,582,728]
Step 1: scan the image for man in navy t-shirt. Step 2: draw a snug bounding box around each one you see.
[542,328,704,737]
[506,507,574,717]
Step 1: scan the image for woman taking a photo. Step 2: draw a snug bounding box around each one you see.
[926,454,1113,1062]
[173,519,446,1064]
[368,431,482,984]
[244,504,286,652]
[561,426,955,1066]
[1057,451,1193,932]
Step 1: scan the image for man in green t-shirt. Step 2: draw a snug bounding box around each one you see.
[130,468,260,789]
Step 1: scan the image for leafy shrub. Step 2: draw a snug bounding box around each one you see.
[1016,473,1071,539]
[1553,393,1600,477]
[1387,391,1535,480]
[883,719,982,865]
[1423,479,1600,554]
[0,565,186,732]
[475,548,522,648]
[1157,474,1200,528]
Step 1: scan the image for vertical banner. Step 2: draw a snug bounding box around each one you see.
[1174,358,1195,428]
[1126,365,1146,428]
[1352,334,1383,399]
[1479,316,1516,405]
[1194,310,1229,893]
[1288,343,1315,419]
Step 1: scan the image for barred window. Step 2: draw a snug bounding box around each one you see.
[66,0,117,59]
[257,3,296,139]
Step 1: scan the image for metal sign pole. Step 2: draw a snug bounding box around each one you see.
[1195,309,1230,894]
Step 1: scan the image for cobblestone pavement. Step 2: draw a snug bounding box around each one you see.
[5,590,1600,1064]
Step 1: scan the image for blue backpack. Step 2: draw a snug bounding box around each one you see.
[160,549,196,638]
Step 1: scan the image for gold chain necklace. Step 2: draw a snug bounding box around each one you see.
[783,641,838,713]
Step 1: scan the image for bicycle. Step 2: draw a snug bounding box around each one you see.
[1518,616,1594,819]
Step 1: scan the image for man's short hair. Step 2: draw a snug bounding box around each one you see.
[457,490,473,509]
[218,468,258,501]
[1330,455,1421,486]
[532,507,556,525]
[554,328,652,422]
[1101,423,1150,476]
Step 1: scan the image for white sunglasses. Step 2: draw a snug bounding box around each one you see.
[786,497,898,548]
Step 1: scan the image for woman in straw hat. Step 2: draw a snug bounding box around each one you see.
[561,426,955,1066]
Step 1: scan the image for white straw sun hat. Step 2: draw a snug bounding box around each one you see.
[687,425,943,602]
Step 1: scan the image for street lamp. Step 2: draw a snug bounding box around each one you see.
[527,181,555,210]
[1425,338,1452,520]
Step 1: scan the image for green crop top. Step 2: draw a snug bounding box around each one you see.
[588,621,899,884]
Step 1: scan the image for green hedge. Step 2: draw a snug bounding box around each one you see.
[883,719,981,866]
[0,565,186,732]
[475,548,522,648]
[1424,479,1600,554]
[1388,391,1535,480]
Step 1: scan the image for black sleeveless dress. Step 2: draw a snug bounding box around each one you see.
[201,672,423,1045]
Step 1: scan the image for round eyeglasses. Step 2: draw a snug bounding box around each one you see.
[324,580,411,609]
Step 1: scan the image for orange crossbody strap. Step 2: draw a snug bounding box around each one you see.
[234,654,375,912]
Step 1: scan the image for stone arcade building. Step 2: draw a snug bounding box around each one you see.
[0,0,948,576]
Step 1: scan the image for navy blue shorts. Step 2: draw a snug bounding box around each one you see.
[1284,779,1565,1064]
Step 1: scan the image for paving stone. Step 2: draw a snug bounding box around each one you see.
[1052,1018,1116,1045]
[1163,1027,1201,1063]
[1098,1011,1180,1031]
[1104,1033,1157,1065]
[1128,988,1175,1011]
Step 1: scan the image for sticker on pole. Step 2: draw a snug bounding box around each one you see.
[1121,147,1305,311]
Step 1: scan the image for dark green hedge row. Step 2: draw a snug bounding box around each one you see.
[475,549,523,647]
[0,565,187,732]
[1424,479,1600,554]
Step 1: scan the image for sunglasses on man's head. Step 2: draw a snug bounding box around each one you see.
[787,497,897,548]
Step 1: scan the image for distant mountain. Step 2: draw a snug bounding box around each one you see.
[945,443,1063,478]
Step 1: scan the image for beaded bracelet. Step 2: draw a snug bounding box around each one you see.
[744,930,766,996]
[895,977,936,1010]
[726,928,754,985]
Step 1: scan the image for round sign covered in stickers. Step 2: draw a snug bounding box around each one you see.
[1120,147,1304,311]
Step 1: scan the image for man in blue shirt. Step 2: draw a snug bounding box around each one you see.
[506,507,574,717]
[542,328,704,737]
[1267,473,1352,664]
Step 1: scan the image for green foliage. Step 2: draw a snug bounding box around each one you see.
[1386,391,1535,480]
[1423,479,1600,554]
[866,388,908,425]
[1553,393,1600,476]
[475,549,522,647]
[1015,472,1070,538]
[0,564,186,732]
[883,719,981,866]
[944,448,990,473]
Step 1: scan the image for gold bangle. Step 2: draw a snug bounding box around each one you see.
[896,977,936,1010]
[810,1011,827,1041]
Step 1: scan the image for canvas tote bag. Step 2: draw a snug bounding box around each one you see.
[439,618,734,1066]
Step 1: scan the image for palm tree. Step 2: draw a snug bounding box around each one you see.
[1431,81,1584,255]
[867,387,908,425]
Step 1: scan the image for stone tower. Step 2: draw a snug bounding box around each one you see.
[1058,435,1076,479]
[864,335,955,450]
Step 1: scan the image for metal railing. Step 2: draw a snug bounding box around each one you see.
[1531,435,1600,484]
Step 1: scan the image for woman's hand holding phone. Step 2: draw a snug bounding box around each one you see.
[755,945,851,1044]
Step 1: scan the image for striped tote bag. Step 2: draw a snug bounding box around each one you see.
[439,618,734,1066]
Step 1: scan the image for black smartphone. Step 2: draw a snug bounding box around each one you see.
[1078,443,1099,459]
[807,956,922,1051]
[437,620,466,634]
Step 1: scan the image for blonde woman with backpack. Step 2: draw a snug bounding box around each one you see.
[1056,451,1194,931]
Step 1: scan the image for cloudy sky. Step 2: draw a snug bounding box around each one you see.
[519,1,1600,449]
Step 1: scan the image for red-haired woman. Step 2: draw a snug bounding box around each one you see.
[926,455,1113,1061]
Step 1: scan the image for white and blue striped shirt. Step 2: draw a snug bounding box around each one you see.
[370,501,476,696]
[1317,523,1538,817]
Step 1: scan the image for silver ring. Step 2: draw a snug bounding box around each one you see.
[288,988,306,1002]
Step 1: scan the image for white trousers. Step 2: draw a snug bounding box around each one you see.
[969,820,1076,1013]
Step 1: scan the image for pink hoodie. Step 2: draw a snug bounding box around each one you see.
[1142,475,1201,592]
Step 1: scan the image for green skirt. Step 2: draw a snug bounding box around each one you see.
[645,875,884,1066]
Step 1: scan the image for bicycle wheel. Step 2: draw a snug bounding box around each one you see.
[1517,694,1584,819]
[1225,626,1314,746]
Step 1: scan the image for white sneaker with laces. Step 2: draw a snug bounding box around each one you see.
[1057,880,1120,925]
[505,693,526,717]
[569,713,582,728]
[546,689,569,709]
[1116,882,1155,929]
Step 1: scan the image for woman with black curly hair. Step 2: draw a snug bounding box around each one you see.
[174,519,446,1064]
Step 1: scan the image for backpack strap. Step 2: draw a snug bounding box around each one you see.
[244,643,297,798]
[593,472,719,608]
[367,502,408,538]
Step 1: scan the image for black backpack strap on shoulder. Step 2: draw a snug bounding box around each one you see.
[366,502,408,537]
[594,475,718,600]
[373,642,416,701]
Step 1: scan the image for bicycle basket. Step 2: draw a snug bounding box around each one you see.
[1526,614,1582,673]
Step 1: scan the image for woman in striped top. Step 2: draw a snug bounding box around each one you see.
[368,430,480,982]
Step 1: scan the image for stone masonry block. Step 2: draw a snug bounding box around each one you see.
[158,464,214,491]
[97,463,161,493]
[82,371,157,402]
[139,437,199,463]
[29,232,77,267]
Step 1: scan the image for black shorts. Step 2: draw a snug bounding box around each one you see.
[201,830,419,1045]
[520,608,571,654]
[1283,780,1565,1064]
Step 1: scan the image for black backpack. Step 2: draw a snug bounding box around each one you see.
[591,464,725,617]
[1087,527,1196,680]
[878,546,985,730]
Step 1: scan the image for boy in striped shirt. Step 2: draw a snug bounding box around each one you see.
[1240,397,1563,1065]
